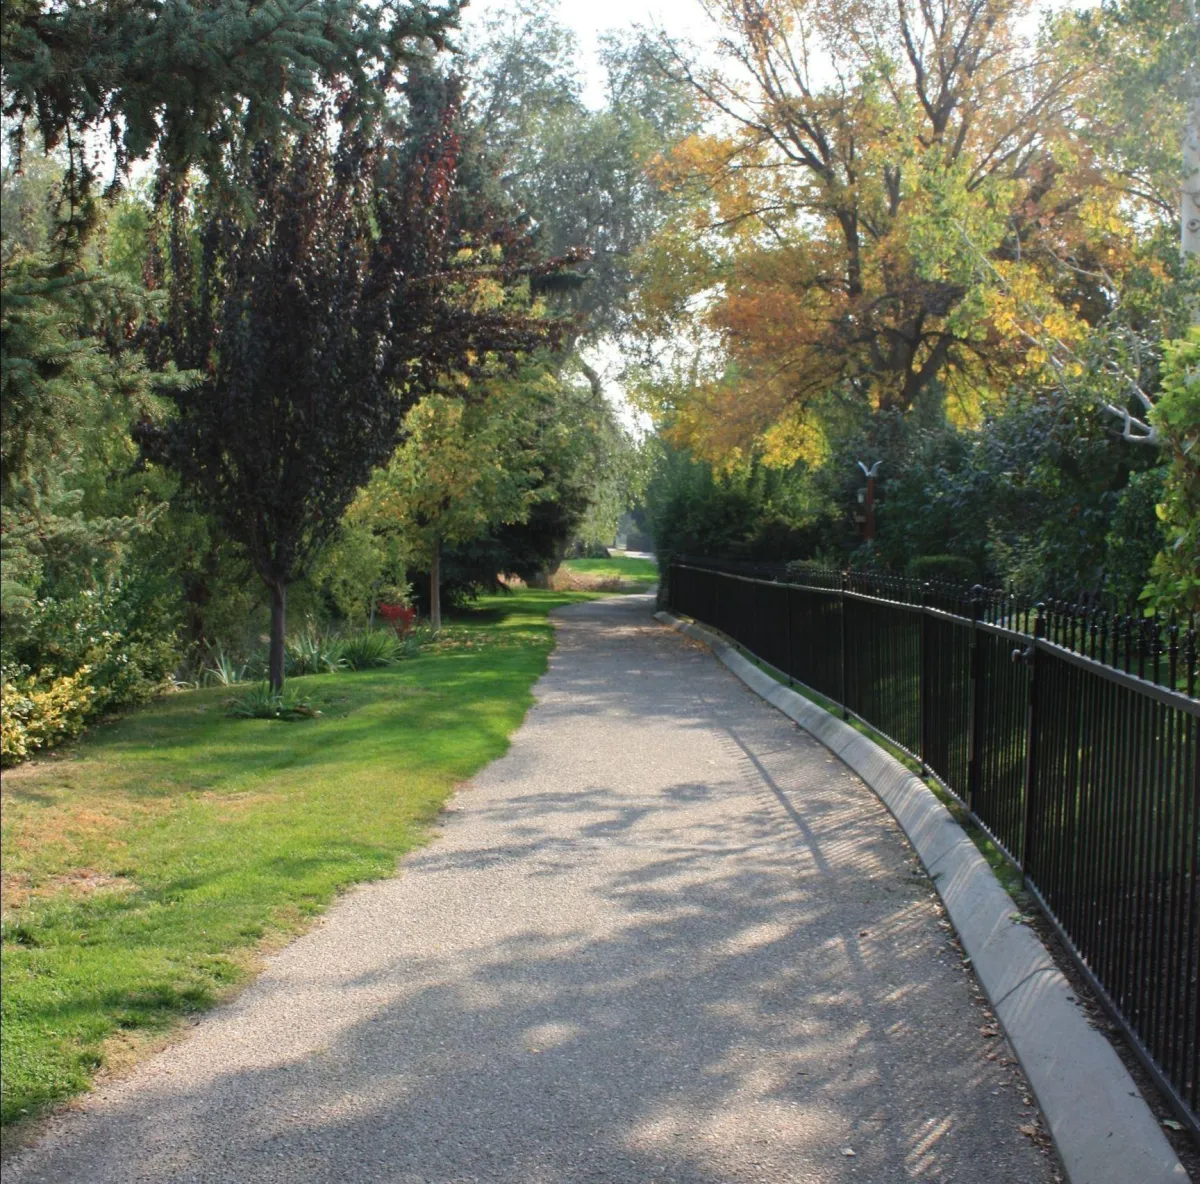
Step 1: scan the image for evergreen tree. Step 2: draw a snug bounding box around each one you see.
[2,1,466,203]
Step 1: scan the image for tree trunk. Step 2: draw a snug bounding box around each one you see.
[1184,88,1200,323]
[430,538,442,632]
[268,580,287,693]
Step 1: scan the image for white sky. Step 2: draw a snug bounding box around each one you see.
[460,0,712,107]
[460,0,1091,108]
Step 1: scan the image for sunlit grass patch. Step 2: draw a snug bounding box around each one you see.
[557,556,657,591]
[0,588,598,1133]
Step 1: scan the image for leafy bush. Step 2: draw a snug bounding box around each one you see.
[1,668,96,766]
[906,555,979,584]
[648,449,830,563]
[339,629,402,671]
[1103,468,1165,608]
[6,585,181,715]
[0,575,181,765]
[1142,330,1200,615]
[376,603,416,636]
[224,684,320,720]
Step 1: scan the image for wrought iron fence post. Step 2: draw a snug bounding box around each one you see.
[1019,607,1046,877]
[785,584,794,686]
[966,585,983,813]
[919,582,930,774]
[839,571,849,719]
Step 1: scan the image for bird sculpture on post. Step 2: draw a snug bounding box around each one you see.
[857,461,882,543]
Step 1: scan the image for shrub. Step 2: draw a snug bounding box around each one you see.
[224,684,320,720]
[906,555,979,585]
[339,629,402,671]
[376,603,416,636]
[202,644,249,687]
[1142,330,1200,616]
[285,627,345,676]
[1,668,96,766]
[9,586,181,715]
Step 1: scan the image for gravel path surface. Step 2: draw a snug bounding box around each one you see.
[7,595,1057,1184]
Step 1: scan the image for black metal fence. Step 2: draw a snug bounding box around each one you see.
[668,558,1200,1137]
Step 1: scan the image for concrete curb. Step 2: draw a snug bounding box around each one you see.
[655,610,1188,1184]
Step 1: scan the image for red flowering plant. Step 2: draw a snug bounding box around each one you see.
[377,602,417,637]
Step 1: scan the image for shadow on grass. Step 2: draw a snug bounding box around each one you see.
[5,596,1051,1184]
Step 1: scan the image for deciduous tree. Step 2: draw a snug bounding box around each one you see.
[141,91,564,688]
[636,0,1142,457]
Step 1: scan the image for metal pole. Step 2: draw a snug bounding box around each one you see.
[919,582,930,774]
[966,585,984,813]
[786,584,794,686]
[840,571,849,719]
[1019,608,1046,877]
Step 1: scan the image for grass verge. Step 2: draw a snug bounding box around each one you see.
[0,589,598,1135]
[561,555,657,580]
[558,556,657,592]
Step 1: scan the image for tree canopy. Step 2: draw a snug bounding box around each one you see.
[634,0,1195,460]
[138,87,567,686]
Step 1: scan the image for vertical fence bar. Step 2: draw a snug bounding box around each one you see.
[839,572,849,718]
[966,586,983,813]
[919,583,930,774]
[1020,608,1045,876]
[785,584,794,686]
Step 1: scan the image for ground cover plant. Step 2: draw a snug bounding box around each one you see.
[0,588,599,1134]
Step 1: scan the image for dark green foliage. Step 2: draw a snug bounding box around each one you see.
[647,385,1168,609]
[1,454,186,731]
[0,242,170,487]
[416,372,608,605]
[432,494,593,607]
[819,396,1166,601]
[1104,468,1167,607]
[224,684,320,720]
[140,91,564,688]
[2,1,466,208]
[906,555,980,584]
[647,446,829,570]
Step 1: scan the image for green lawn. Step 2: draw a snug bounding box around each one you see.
[0,590,597,1133]
[561,555,657,586]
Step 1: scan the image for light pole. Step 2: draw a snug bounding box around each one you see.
[857,460,882,543]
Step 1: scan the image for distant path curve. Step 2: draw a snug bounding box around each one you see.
[7,595,1055,1184]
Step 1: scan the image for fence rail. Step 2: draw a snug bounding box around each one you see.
[668,559,1200,1138]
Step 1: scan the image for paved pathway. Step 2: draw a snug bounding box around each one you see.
[8,596,1056,1183]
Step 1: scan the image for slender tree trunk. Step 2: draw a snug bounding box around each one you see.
[430,537,442,632]
[268,580,287,693]
[1184,89,1200,325]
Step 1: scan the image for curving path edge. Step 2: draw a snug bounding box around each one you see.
[655,608,1187,1184]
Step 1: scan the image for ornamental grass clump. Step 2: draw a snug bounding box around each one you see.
[224,684,320,721]
[202,644,249,687]
[285,628,346,676]
[339,629,403,670]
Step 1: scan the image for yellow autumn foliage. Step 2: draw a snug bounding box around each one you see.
[1,669,96,766]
